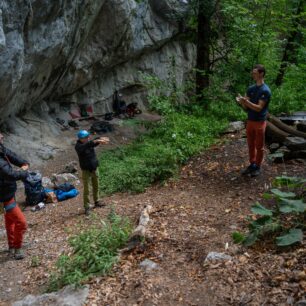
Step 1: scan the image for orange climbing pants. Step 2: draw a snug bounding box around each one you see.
[3,198,27,249]
[246,120,267,166]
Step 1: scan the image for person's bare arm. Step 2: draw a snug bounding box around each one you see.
[94,137,110,145]
[241,97,267,112]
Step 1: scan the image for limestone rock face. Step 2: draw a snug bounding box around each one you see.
[0,0,195,121]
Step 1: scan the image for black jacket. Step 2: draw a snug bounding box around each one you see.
[0,144,29,202]
[75,140,99,171]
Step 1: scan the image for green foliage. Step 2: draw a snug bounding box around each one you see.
[232,232,245,244]
[273,175,306,189]
[270,188,296,199]
[99,111,226,195]
[251,202,273,216]
[139,61,193,116]
[233,176,306,247]
[270,63,306,114]
[98,66,230,195]
[276,229,303,246]
[47,213,131,292]
[184,0,305,114]
[279,199,306,213]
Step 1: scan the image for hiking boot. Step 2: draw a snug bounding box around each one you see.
[251,167,261,177]
[241,163,257,176]
[94,200,105,208]
[84,207,90,216]
[15,248,25,260]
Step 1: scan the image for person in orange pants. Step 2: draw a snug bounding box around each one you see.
[237,64,271,177]
[0,133,29,260]
[3,197,27,258]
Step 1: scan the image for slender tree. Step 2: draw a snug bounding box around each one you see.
[275,0,304,86]
[195,0,217,102]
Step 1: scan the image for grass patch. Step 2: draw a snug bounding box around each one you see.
[99,108,229,195]
[47,211,131,292]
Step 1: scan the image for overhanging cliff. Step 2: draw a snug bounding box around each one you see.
[0,0,195,121]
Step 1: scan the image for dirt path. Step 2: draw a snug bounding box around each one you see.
[0,130,305,306]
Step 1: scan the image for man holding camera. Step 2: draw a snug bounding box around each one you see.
[237,64,271,177]
[75,130,109,215]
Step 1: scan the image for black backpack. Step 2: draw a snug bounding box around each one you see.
[24,172,45,206]
[55,182,75,192]
[90,121,114,134]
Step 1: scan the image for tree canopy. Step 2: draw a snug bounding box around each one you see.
[184,0,305,109]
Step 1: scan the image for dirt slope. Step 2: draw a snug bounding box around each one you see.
[0,131,305,306]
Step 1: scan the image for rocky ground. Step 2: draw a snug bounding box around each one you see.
[0,120,305,306]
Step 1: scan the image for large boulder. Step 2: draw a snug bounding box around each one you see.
[284,137,306,151]
[13,285,89,306]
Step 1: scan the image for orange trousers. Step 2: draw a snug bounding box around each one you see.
[3,198,27,249]
[246,120,267,166]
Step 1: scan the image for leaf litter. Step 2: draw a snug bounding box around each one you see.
[0,131,305,305]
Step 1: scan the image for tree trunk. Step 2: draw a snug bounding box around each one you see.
[275,0,303,86]
[196,0,213,102]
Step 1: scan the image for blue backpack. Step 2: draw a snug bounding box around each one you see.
[24,172,45,206]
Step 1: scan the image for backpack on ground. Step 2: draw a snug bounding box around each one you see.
[24,171,45,206]
[90,121,114,134]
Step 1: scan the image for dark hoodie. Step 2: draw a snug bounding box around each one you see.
[0,144,29,202]
[75,140,99,171]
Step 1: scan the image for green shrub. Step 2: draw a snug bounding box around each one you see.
[270,64,306,114]
[233,176,306,247]
[47,212,131,292]
[99,111,227,195]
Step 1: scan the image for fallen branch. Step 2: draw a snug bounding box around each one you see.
[123,204,152,251]
[266,121,289,143]
[268,115,306,139]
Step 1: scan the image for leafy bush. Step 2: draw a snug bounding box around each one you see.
[233,176,306,247]
[47,212,131,292]
[270,64,306,114]
[99,112,227,195]
[98,66,238,195]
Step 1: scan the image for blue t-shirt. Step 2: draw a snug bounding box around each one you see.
[246,83,271,121]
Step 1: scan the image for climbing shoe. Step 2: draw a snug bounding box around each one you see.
[15,248,25,260]
[241,163,257,176]
[251,167,261,177]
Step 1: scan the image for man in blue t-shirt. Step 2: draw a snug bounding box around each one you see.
[237,64,271,177]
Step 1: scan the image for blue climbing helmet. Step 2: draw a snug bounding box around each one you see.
[77,130,90,139]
